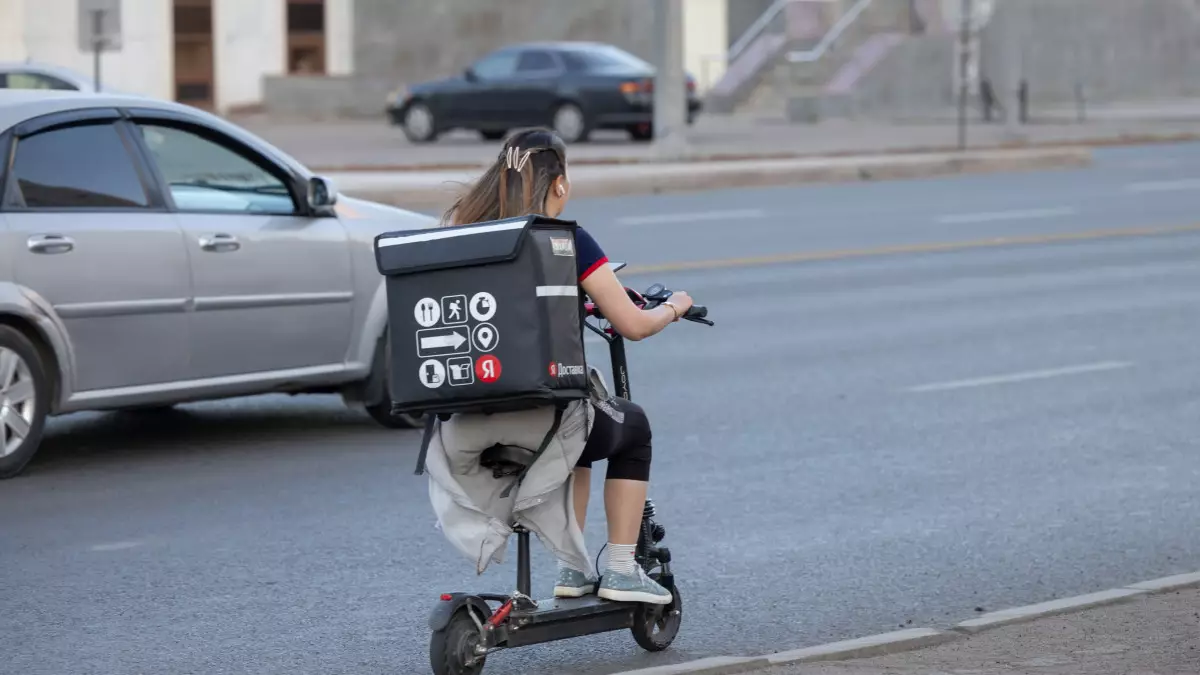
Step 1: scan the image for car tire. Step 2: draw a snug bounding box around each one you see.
[480,130,507,141]
[402,101,439,143]
[552,102,589,143]
[0,325,51,479]
[363,329,424,430]
[628,123,654,142]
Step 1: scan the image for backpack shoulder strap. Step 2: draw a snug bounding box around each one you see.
[499,405,565,499]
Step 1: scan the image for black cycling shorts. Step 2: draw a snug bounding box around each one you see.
[575,397,652,482]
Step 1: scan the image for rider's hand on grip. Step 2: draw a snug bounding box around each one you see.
[664,290,693,318]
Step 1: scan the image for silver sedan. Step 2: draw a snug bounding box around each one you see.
[0,90,436,478]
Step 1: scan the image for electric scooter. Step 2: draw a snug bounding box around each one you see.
[427,263,713,675]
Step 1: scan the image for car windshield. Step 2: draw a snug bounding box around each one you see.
[565,45,653,72]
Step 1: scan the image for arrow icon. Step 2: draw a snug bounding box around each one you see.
[420,331,467,350]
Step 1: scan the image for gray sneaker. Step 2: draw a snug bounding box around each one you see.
[598,568,673,605]
[554,567,598,598]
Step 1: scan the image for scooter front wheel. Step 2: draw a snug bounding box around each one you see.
[631,576,682,652]
[430,609,487,675]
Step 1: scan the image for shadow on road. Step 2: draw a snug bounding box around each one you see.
[23,396,416,477]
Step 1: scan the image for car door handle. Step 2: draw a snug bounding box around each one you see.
[27,234,74,254]
[198,233,240,252]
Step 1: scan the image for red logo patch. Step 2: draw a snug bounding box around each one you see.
[476,355,502,383]
[548,362,557,377]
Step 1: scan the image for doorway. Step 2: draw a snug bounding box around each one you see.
[173,0,215,109]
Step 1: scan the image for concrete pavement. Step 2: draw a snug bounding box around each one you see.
[5,142,1200,675]
[760,584,1200,675]
[231,111,1200,172]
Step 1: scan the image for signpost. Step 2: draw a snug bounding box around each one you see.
[941,0,994,149]
[78,0,122,91]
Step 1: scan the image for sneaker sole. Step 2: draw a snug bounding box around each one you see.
[554,584,596,598]
[598,587,673,605]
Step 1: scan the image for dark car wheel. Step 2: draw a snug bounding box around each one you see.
[480,130,507,141]
[402,101,439,143]
[552,102,589,143]
[628,123,653,142]
[0,325,51,479]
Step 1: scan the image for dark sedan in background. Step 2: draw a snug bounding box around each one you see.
[386,41,701,144]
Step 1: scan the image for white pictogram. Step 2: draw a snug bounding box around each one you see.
[446,356,475,386]
[469,292,497,322]
[414,297,440,328]
[441,295,467,325]
[471,322,499,353]
[416,327,471,358]
[419,359,446,389]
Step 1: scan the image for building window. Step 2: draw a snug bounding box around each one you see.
[287,0,326,75]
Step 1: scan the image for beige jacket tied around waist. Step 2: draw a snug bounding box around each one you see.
[424,367,612,577]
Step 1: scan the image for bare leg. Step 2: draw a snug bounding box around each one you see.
[603,478,647,546]
[571,468,591,531]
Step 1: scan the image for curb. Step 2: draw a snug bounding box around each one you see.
[309,130,1200,173]
[610,570,1200,675]
[340,147,1092,212]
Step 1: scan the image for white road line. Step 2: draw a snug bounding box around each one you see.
[906,361,1133,393]
[935,206,1077,225]
[1125,178,1200,193]
[90,541,142,552]
[615,208,767,226]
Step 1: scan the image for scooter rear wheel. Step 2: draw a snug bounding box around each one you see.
[631,575,682,652]
[430,609,486,675]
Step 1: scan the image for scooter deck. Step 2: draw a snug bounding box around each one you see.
[506,596,636,647]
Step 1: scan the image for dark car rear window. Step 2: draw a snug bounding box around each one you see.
[561,46,653,73]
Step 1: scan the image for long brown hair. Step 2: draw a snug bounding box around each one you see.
[441,127,568,227]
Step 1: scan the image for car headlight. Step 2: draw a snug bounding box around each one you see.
[386,88,408,107]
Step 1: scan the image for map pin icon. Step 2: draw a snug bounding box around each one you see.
[478,326,493,348]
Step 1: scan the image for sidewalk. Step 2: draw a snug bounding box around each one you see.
[617,572,1200,675]
[231,111,1200,173]
[764,587,1200,675]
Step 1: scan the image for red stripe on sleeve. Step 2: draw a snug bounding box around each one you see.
[579,256,609,282]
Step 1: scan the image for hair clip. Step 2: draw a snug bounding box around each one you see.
[505,146,533,172]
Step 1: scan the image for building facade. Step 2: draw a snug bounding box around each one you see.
[1,0,728,116]
[1,0,354,112]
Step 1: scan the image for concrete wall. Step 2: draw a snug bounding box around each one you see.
[12,0,173,98]
[686,0,728,92]
[352,0,657,85]
[214,0,287,111]
[0,0,27,61]
[837,0,1200,119]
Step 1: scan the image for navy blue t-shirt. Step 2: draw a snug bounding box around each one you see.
[575,226,608,282]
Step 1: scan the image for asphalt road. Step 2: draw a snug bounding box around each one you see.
[6,143,1200,675]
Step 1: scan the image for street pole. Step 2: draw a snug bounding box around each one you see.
[91,9,104,91]
[956,0,972,150]
[652,0,688,159]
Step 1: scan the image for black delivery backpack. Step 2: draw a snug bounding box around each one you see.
[373,215,591,479]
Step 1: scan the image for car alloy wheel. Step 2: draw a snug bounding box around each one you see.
[0,346,36,458]
[404,103,437,143]
[553,103,586,143]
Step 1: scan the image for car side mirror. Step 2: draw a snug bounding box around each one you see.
[307,175,338,209]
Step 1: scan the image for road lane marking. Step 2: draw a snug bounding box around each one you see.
[1125,178,1200,193]
[905,361,1133,393]
[935,206,1077,224]
[615,208,767,226]
[620,222,1200,275]
[90,541,142,552]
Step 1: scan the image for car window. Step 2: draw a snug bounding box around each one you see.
[11,123,149,208]
[472,52,518,80]
[2,72,78,90]
[137,123,296,214]
[561,46,654,72]
[516,50,557,73]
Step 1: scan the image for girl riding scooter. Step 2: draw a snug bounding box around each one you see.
[439,127,692,605]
